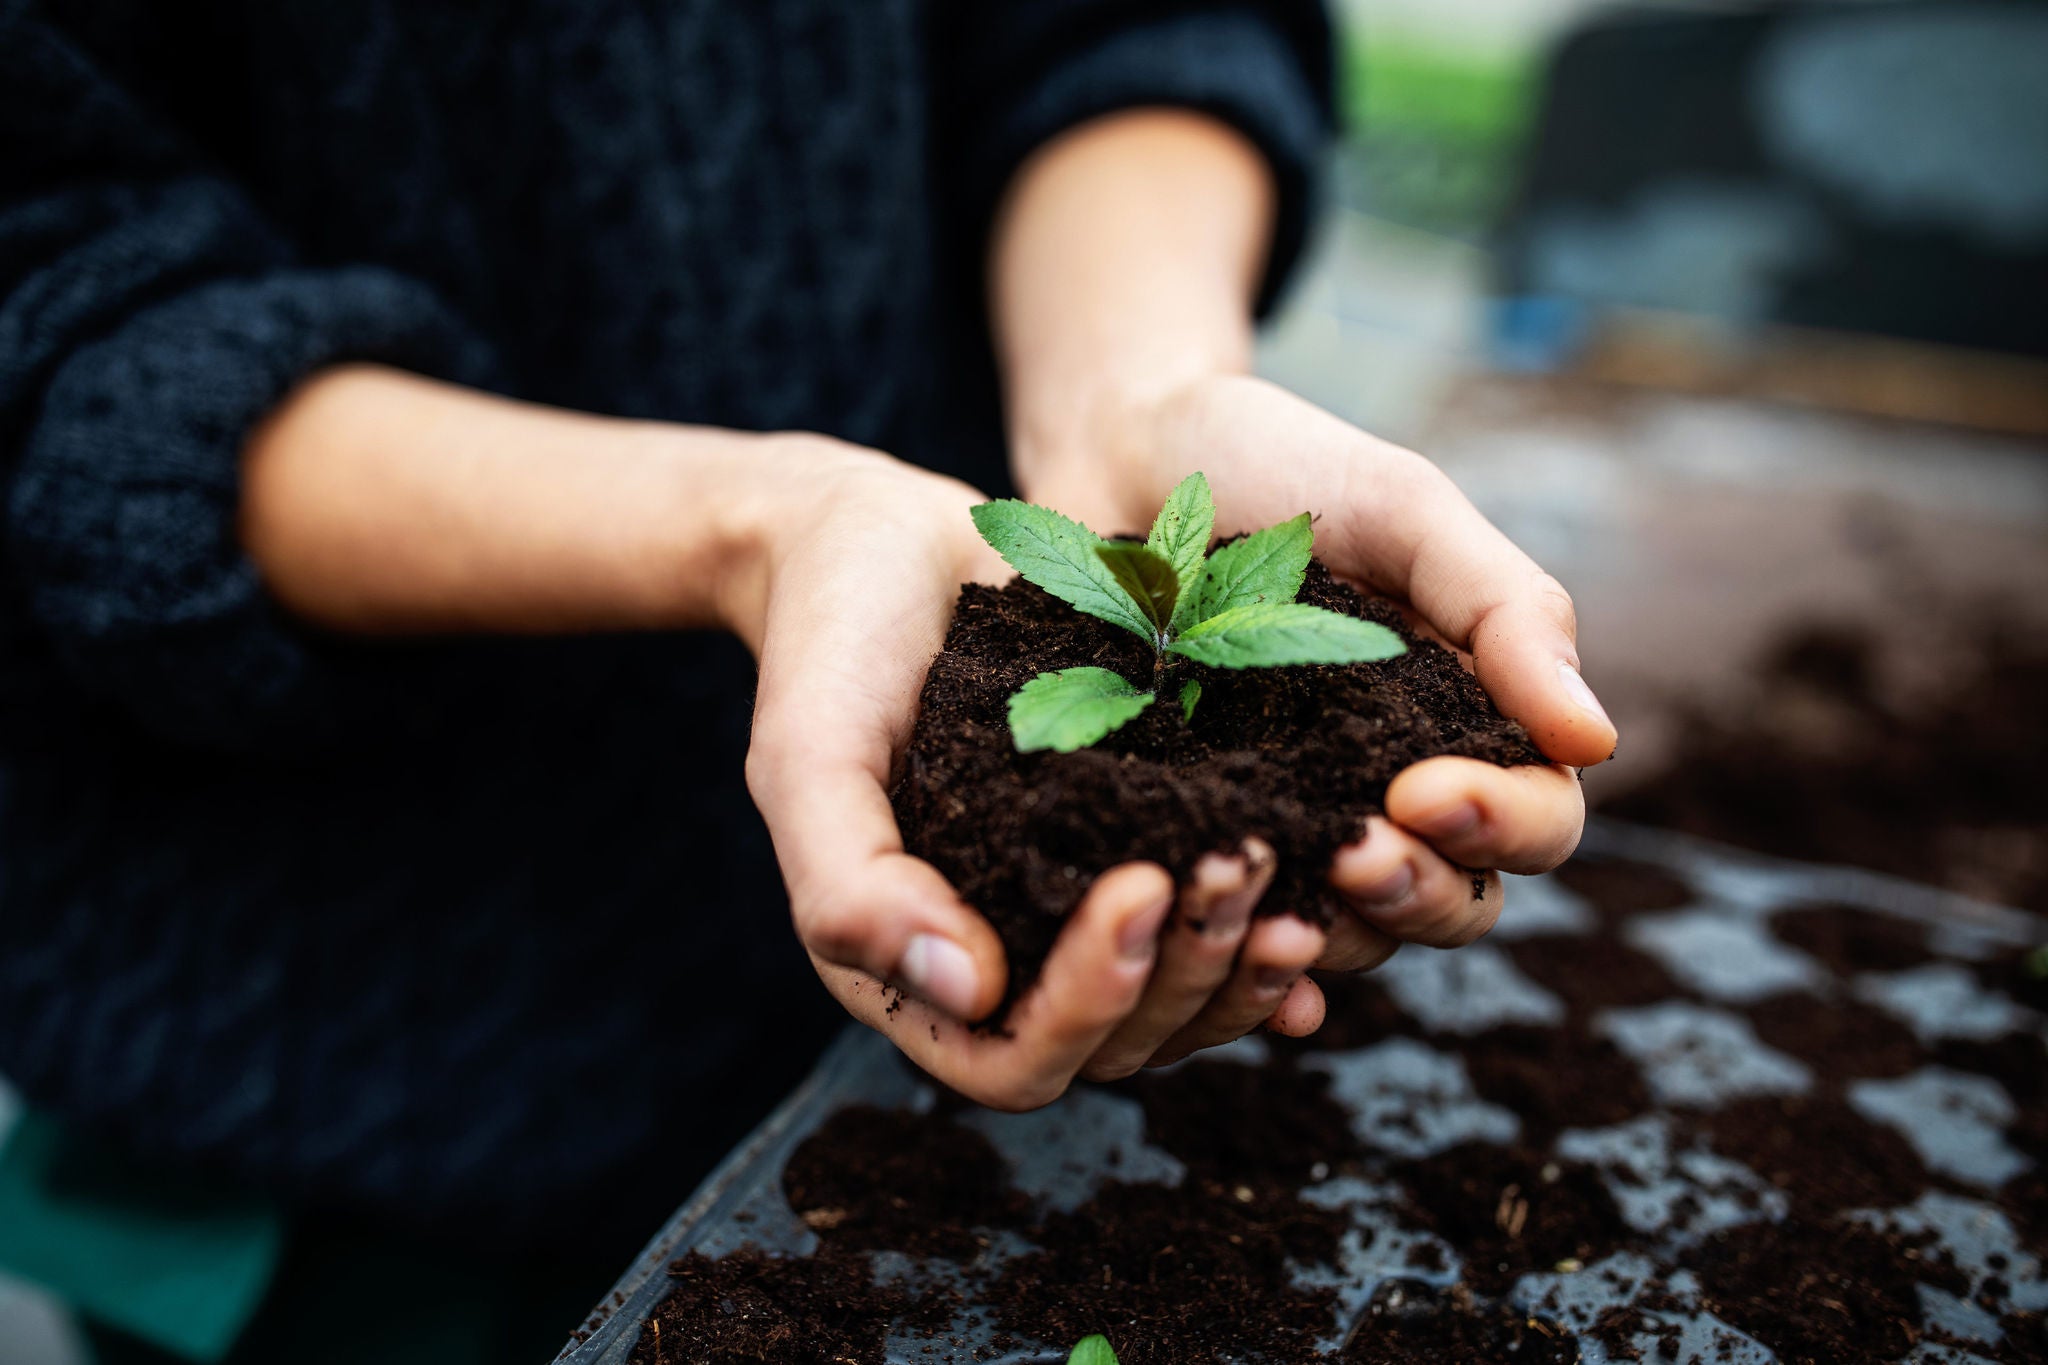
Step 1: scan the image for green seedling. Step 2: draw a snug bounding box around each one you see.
[971,472,1406,753]
[1066,1334,1121,1365]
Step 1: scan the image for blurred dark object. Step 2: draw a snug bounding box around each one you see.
[1553,316,2048,436]
[1602,622,2048,914]
[1498,1,2048,363]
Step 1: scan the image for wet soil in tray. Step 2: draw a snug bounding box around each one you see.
[1603,623,2048,913]
[624,846,2047,1364]
[891,562,1545,1008]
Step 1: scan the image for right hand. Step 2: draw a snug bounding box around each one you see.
[734,438,1328,1110]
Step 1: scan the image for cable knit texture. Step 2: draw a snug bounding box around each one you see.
[0,0,1330,1243]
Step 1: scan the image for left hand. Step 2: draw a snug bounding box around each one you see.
[1022,373,1618,1035]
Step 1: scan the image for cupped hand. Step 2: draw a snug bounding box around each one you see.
[1022,375,1619,1013]
[737,438,1328,1108]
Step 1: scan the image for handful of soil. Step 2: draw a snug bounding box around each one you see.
[890,560,1547,1012]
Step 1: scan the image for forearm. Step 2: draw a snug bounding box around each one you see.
[239,365,780,638]
[990,109,1274,507]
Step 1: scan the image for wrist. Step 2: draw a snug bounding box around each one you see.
[701,431,901,653]
[991,109,1268,519]
[1009,362,1232,532]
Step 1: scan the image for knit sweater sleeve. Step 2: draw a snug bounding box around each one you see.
[0,5,497,754]
[932,1,1335,313]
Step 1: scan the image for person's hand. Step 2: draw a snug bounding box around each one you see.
[1021,375,1618,1020]
[735,438,1330,1107]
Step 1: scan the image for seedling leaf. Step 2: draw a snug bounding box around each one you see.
[1168,602,1408,669]
[1185,513,1313,624]
[1095,542,1179,638]
[1147,472,1214,623]
[971,500,1155,642]
[1067,1336,1120,1365]
[1008,667,1155,753]
[1179,678,1202,723]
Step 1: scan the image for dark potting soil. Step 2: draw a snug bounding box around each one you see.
[626,852,2040,1362]
[1975,943,2048,1014]
[1547,857,1694,919]
[1452,1023,1655,1143]
[782,1105,1026,1259]
[1502,933,1685,1016]
[1935,1030,2048,1110]
[1770,901,1934,976]
[1685,1216,1966,1364]
[1602,624,2048,914]
[631,1248,945,1365]
[989,1178,1349,1365]
[892,562,1546,1008]
[1744,992,1923,1080]
[1338,1280,1577,1364]
[1690,1094,1929,1217]
[1131,1059,1356,1191]
[1387,1142,1634,1296]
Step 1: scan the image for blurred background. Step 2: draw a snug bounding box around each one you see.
[1263,0,2048,914]
[4,0,2045,1360]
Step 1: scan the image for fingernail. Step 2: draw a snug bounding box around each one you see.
[1119,891,1174,963]
[1331,836,1376,883]
[1354,861,1415,908]
[1207,884,1257,939]
[900,935,979,1017]
[1253,966,1296,998]
[1558,661,1612,728]
[1412,803,1480,841]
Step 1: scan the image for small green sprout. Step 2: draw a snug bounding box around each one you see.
[1066,1334,1120,1365]
[972,473,1407,753]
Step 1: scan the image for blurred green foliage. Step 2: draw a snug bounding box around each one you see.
[1335,30,1541,237]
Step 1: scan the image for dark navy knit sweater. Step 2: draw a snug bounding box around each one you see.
[0,0,1329,1242]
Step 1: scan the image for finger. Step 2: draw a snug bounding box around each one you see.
[1263,974,1326,1038]
[819,861,1176,1111]
[1148,914,1326,1067]
[1320,444,1617,767]
[746,519,1019,1019]
[1314,909,1401,973]
[971,862,1176,1108]
[751,728,1010,1018]
[1384,756,1585,875]
[1082,841,1274,1082]
[1329,815,1504,947]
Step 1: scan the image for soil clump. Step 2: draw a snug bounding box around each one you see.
[893,563,1544,1008]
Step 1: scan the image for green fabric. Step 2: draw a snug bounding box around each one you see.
[0,1113,282,1363]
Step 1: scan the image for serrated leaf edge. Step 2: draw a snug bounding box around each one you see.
[1167,601,1408,669]
[1185,513,1313,625]
[970,500,1156,643]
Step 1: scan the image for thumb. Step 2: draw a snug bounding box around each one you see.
[1466,577,1617,769]
[750,739,1008,1020]
[1321,447,1617,769]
